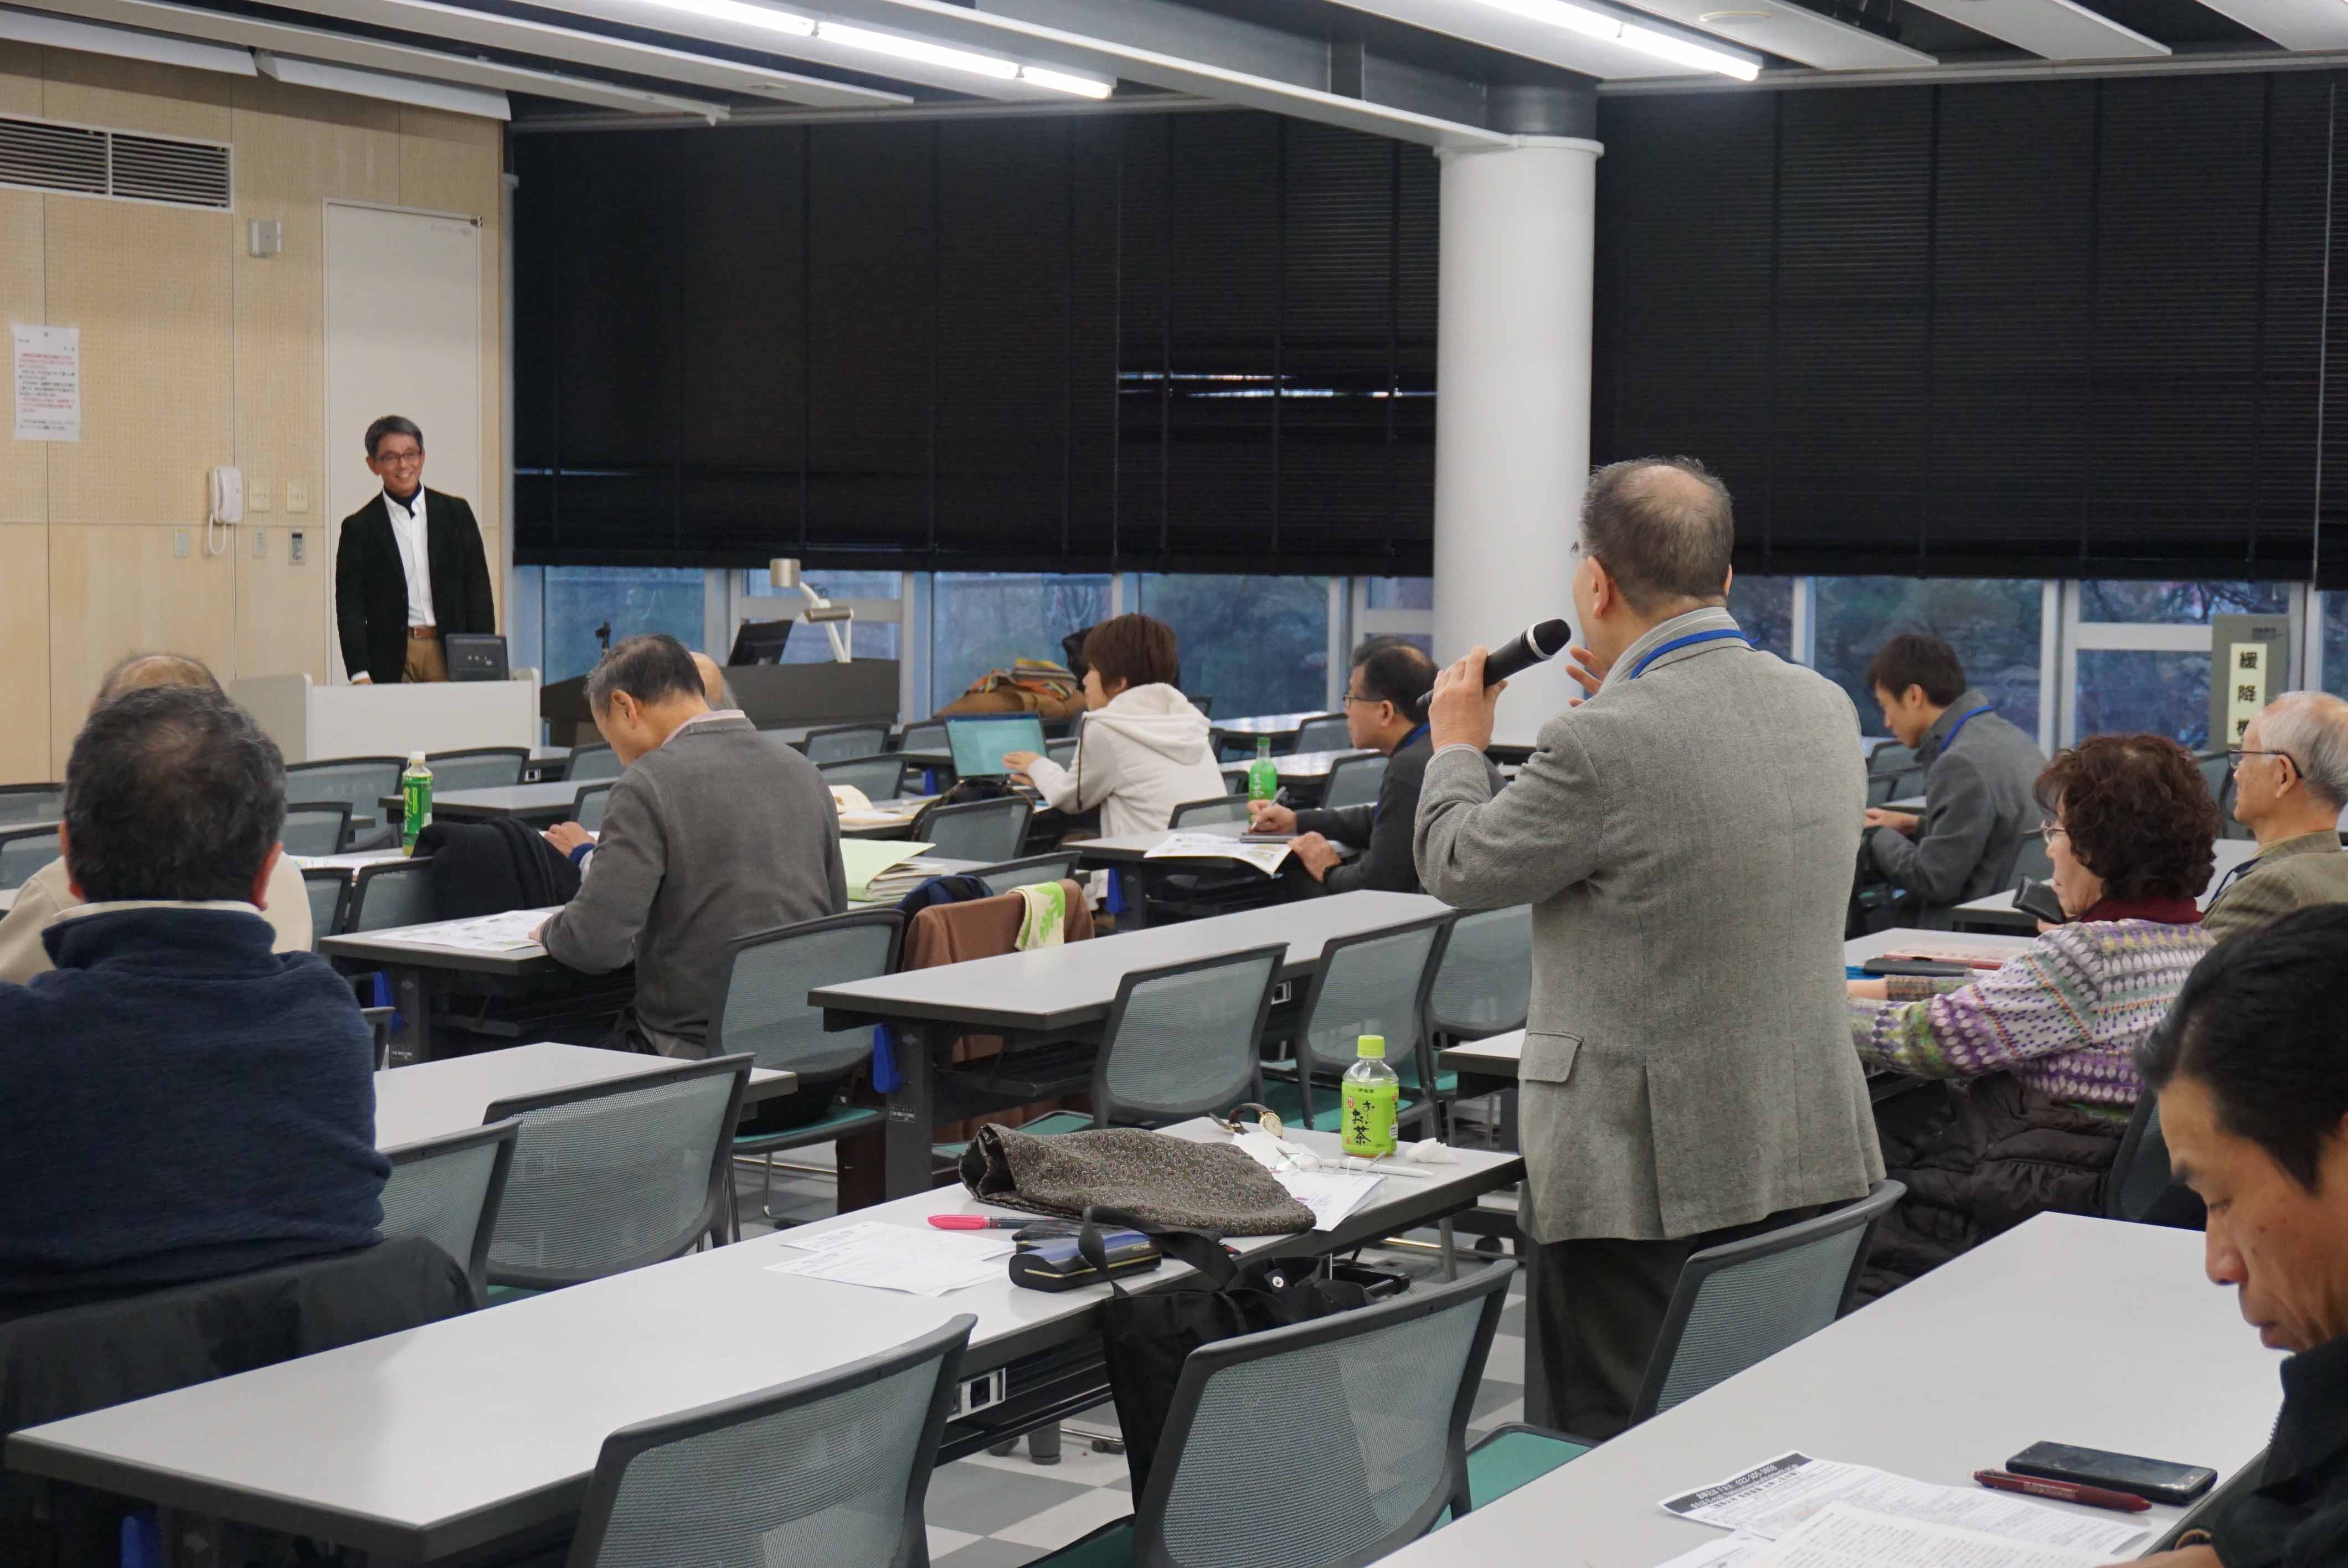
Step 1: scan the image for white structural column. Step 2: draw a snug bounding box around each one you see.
[1432,135,1602,745]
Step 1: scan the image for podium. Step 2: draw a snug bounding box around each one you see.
[234,673,542,764]
[540,658,899,747]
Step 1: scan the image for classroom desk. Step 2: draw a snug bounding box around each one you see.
[1211,710,1330,747]
[846,855,986,904]
[1376,1212,2280,1567]
[1844,925,2036,967]
[1070,818,1253,866]
[519,745,571,785]
[371,1041,798,1150]
[838,796,936,840]
[0,887,15,913]
[7,1119,1522,1565]
[1952,837,2262,933]
[815,890,1449,1198]
[385,781,582,827]
[1438,1028,1522,1098]
[320,920,562,1063]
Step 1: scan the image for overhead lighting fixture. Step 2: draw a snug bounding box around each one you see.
[1469,0,1762,79]
[1018,64,1112,98]
[256,50,509,118]
[634,0,813,38]
[813,20,1018,79]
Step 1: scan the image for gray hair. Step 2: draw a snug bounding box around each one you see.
[364,414,422,458]
[1579,457,1735,614]
[2261,692,2348,811]
[585,633,705,715]
[65,684,285,902]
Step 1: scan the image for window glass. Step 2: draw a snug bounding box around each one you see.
[1727,575,1796,660]
[739,569,902,602]
[542,566,706,686]
[1812,577,2044,740]
[1137,574,1331,717]
[1364,576,1433,611]
[2329,594,2348,702]
[2076,649,2214,749]
[930,573,1111,713]
[2078,581,2289,624]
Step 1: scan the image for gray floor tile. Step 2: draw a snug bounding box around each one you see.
[935,1540,1053,1568]
[1499,1300,1525,1338]
[925,1460,1095,1536]
[1470,1378,1524,1425]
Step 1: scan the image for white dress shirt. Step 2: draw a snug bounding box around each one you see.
[384,488,435,628]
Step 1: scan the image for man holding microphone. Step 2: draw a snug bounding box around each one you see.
[1414,456,1882,1438]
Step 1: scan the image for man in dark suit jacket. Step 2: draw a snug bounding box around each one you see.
[334,415,495,684]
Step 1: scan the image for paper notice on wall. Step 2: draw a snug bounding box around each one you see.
[2227,642,2269,747]
[13,324,79,442]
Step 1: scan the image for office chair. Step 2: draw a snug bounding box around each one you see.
[281,801,354,857]
[974,852,1081,896]
[348,859,435,932]
[379,1120,520,1308]
[0,825,63,891]
[804,724,890,764]
[0,782,63,827]
[911,796,1032,863]
[283,757,405,837]
[2104,1095,2206,1229]
[897,721,950,756]
[1291,714,1351,753]
[1265,914,1454,1139]
[1168,796,1250,829]
[1084,946,1284,1129]
[301,866,351,945]
[572,783,615,834]
[425,746,530,792]
[1427,905,1532,1046]
[567,744,625,784]
[820,755,910,803]
[1320,752,1388,811]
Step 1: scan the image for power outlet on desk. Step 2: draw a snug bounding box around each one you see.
[955,1368,1007,1419]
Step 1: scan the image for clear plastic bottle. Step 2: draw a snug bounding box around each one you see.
[1340,1033,1401,1160]
[1247,735,1279,804]
[400,751,434,857]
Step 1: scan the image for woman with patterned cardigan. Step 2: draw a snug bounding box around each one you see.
[1847,733,2220,1296]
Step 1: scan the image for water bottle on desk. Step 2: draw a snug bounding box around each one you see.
[1341,1034,1400,1160]
[1247,736,1278,806]
[400,751,432,856]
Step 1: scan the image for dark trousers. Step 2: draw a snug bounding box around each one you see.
[1524,1203,1824,1440]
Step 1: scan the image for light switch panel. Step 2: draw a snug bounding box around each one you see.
[248,481,272,512]
[285,481,309,513]
[251,528,267,559]
[290,530,306,565]
[173,528,189,559]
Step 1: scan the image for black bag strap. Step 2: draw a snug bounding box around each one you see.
[1080,1206,1235,1296]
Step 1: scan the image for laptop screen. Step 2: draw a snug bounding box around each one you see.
[947,715,1048,779]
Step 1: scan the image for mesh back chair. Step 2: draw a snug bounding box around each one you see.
[1047,736,1080,768]
[1427,906,1532,1045]
[563,1316,974,1568]
[1291,714,1351,753]
[567,744,625,783]
[897,721,949,755]
[426,746,530,792]
[2196,750,2232,805]
[482,1054,751,1294]
[573,783,615,834]
[710,912,903,1227]
[379,1120,519,1308]
[2007,828,2054,888]
[1088,947,1285,1128]
[0,782,63,826]
[1043,1263,1512,1568]
[1169,796,1250,829]
[1184,693,1214,717]
[284,757,404,828]
[912,796,1032,862]
[1270,915,1453,1137]
[1868,740,1916,775]
[1321,753,1387,811]
[0,825,63,891]
[975,852,1080,896]
[349,859,436,932]
[1631,1179,1906,1423]
[281,801,352,857]
[2104,1094,2206,1227]
[1865,771,1904,810]
[302,867,351,945]
[804,724,890,764]
[820,755,909,803]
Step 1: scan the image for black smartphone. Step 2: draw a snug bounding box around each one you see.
[2007,1442,2216,1505]
[2015,878,2068,926]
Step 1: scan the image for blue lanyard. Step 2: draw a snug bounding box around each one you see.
[1627,628,1753,680]
[1939,704,1994,751]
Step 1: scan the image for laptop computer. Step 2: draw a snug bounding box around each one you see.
[443,634,509,682]
[945,714,1048,780]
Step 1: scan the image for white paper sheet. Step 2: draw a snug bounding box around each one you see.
[1754,1505,2110,1568]
[1274,1169,1385,1231]
[1656,1536,1770,1568]
[1661,1454,2146,1557]
[764,1221,1015,1297]
[13,324,79,442]
[1143,832,1291,874]
[374,907,560,952]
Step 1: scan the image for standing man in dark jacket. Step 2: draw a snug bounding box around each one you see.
[1250,640,1462,894]
[0,685,386,1313]
[1862,633,2047,924]
[334,415,496,685]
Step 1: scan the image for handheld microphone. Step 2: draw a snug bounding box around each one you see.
[1412,618,1573,719]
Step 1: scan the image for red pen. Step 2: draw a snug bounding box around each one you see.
[928,1215,1027,1230]
[1974,1469,2150,1514]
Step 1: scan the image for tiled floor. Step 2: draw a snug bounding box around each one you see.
[733,1156,1530,1568]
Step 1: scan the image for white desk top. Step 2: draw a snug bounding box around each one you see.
[406,782,582,817]
[8,1119,1521,1562]
[1886,793,1927,812]
[1074,819,1249,863]
[1844,926,2036,966]
[1379,1213,2282,1567]
[0,888,14,913]
[1218,748,1376,782]
[1437,1028,1523,1075]
[815,890,1448,1033]
[372,1043,797,1151]
[1956,837,2263,921]
[1212,711,1330,737]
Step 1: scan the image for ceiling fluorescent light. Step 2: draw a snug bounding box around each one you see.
[1468,0,1762,79]
[813,20,1019,78]
[1618,21,1762,77]
[256,49,511,116]
[634,0,813,38]
[1018,64,1111,97]
[0,7,253,74]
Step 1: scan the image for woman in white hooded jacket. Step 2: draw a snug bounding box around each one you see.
[1003,613,1226,837]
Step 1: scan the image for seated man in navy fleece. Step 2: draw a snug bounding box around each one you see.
[0,684,387,1315]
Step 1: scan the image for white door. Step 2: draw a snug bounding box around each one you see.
[323,201,482,682]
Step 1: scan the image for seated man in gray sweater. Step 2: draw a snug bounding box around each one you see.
[1249,639,1448,894]
[536,633,846,1057]
[1861,633,2048,924]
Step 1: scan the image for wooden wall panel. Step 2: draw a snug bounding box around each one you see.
[234,524,328,683]
[49,524,236,763]
[0,525,51,782]
[44,199,233,525]
[40,51,229,141]
[0,188,43,525]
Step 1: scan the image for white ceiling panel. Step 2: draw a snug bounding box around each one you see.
[2168,0,2348,49]
[1894,0,2166,59]
[1597,0,1937,68]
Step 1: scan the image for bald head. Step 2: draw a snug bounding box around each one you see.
[2261,692,2348,811]
[94,653,220,712]
[1578,457,1735,616]
[691,652,732,708]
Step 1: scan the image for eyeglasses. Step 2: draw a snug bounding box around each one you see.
[2229,747,2300,773]
[1341,693,1383,709]
[373,448,424,466]
[2039,821,2069,840]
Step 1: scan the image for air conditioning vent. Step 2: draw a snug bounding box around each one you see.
[0,115,229,209]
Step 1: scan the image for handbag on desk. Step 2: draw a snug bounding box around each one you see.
[957,1123,1314,1235]
[1077,1206,1370,1491]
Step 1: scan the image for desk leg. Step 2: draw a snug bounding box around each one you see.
[884,1023,936,1200]
[390,964,433,1064]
